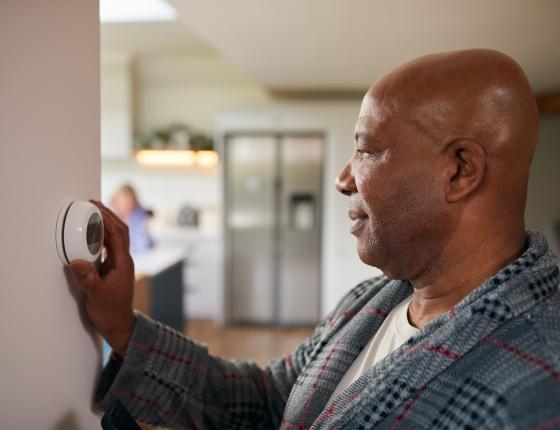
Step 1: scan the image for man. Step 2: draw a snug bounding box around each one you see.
[71,49,560,429]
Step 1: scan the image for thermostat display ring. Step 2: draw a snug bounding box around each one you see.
[55,199,104,266]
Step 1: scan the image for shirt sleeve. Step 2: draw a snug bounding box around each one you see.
[94,276,383,429]
[94,310,330,430]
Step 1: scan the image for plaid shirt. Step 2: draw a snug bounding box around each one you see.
[96,231,560,429]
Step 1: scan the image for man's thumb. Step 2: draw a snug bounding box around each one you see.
[70,260,100,291]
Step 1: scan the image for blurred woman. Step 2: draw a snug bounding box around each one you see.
[110,184,154,253]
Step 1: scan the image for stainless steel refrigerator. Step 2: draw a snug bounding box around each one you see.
[224,133,324,325]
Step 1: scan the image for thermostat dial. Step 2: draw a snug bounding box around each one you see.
[55,200,104,266]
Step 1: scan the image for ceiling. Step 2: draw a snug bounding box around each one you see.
[104,0,560,94]
[101,21,212,56]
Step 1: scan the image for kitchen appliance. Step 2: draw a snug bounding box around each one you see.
[224,134,323,325]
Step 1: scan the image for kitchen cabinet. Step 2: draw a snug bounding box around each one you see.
[153,228,223,321]
[184,238,223,320]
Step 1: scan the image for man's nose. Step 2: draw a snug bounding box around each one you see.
[335,161,357,196]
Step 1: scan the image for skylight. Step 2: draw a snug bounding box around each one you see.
[100,0,177,23]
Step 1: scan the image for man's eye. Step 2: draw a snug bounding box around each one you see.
[355,147,385,159]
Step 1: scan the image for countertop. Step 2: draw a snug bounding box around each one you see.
[132,245,187,277]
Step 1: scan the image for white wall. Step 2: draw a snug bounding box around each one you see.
[134,53,271,134]
[0,2,101,429]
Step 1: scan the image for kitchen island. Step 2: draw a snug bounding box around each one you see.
[132,246,187,332]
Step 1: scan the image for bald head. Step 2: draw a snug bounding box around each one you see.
[337,49,539,278]
[366,49,539,166]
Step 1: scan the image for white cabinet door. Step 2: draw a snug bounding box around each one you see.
[184,239,223,319]
[0,2,101,428]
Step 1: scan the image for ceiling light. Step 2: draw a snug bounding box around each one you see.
[100,0,177,23]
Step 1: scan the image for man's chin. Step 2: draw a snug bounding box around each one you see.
[358,246,407,280]
[356,242,382,268]
[356,238,397,275]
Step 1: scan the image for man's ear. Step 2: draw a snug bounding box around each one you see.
[444,139,486,202]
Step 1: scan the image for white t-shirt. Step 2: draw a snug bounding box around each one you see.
[328,295,418,403]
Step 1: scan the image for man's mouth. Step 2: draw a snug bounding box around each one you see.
[348,208,368,234]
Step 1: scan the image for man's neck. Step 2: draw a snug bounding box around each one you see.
[406,228,526,328]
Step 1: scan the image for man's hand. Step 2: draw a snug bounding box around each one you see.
[70,200,135,358]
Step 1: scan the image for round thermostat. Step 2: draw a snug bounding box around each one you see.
[55,200,104,266]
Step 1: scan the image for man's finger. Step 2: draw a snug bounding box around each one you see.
[70,260,103,294]
[99,210,125,246]
[90,201,131,251]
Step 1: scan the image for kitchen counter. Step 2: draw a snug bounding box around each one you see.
[132,245,186,277]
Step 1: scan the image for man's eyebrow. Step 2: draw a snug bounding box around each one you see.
[354,131,380,143]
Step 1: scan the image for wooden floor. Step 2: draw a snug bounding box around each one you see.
[185,319,314,367]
